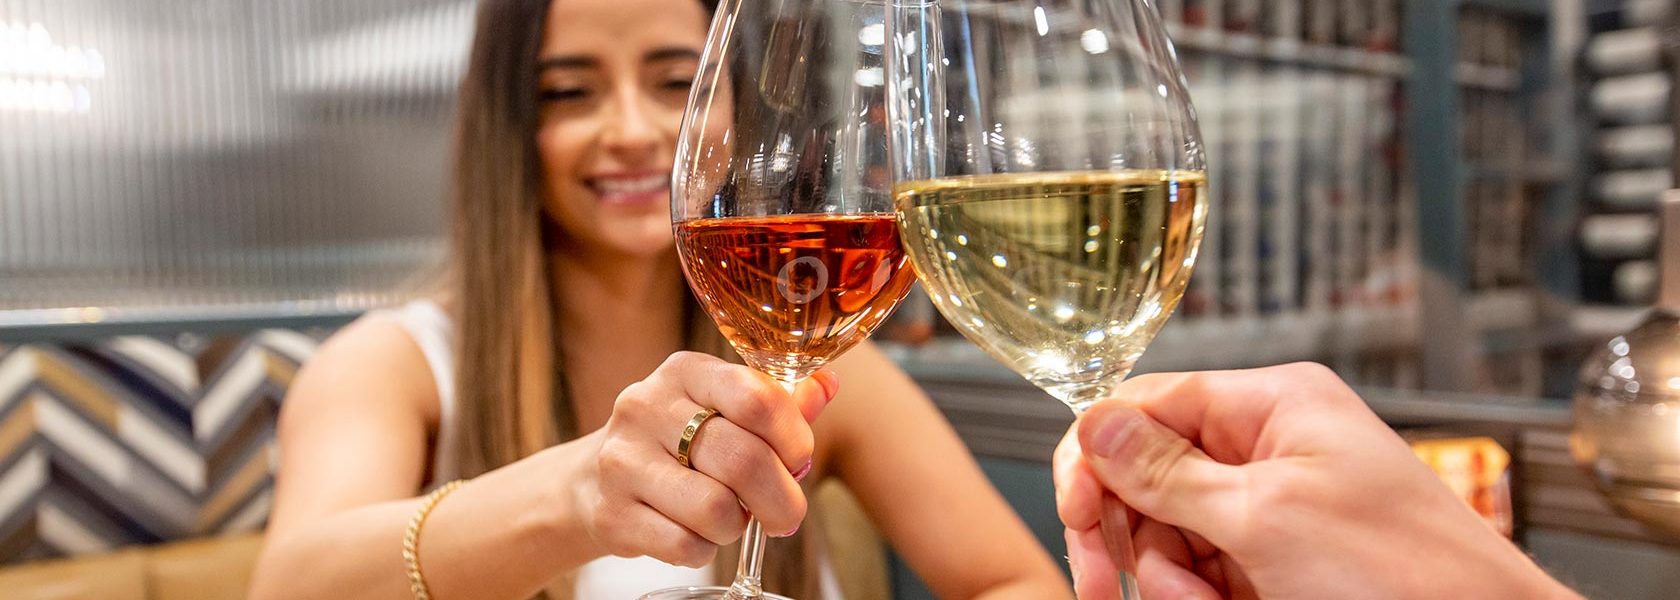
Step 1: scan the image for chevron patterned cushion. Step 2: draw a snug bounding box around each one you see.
[0,330,323,564]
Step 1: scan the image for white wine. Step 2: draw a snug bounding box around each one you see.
[896,170,1208,410]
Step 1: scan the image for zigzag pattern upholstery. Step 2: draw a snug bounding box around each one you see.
[0,330,322,564]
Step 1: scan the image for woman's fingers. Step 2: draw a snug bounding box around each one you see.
[652,353,835,472]
[605,352,836,552]
[594,501,718,569]
[627,443,750,545]
[636,394,806,537]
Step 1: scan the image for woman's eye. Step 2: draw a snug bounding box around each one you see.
[539,87,589,103]
[662,78,695,92]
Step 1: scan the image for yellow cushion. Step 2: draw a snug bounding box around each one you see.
[145,533,264,600]
[0,548,148,600]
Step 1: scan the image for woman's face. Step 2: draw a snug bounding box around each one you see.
[536,0,708,259]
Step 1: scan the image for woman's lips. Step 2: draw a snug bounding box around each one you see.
[589,173,669,207]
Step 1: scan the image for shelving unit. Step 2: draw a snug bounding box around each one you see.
[885,0,1585,396]
[1576,0,1675,308]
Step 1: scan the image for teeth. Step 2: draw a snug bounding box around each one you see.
[595,175,668,195]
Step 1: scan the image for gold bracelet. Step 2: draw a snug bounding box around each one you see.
[403,480,465,600]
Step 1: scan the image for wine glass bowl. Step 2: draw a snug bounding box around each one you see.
[886,0,1207,411]
[677,214,914,383]
[673,0,910,386]
[895,170,1205,410]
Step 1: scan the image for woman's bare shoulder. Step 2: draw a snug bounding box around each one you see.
[281,313,442,431]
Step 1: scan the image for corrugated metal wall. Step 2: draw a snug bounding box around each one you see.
[0,0,477,322]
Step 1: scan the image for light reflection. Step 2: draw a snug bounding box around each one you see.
[0,22,108,80]
[0,21,104,114]
[0,77,90,113]
[857,23,885,47]
[1079,29,1109,54]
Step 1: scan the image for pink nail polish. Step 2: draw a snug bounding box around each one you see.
[777,524,800,538]
[791,460,813,482]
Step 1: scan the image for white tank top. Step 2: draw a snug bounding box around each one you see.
[380,300,714,597]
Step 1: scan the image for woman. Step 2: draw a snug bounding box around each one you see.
[248,0,1069,598]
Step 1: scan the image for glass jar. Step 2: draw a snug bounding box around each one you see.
[1572,309,1680,537]
[1572,189,1680,538]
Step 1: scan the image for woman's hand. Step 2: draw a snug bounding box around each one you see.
[568,351,837,567]
[1054,364,1579,600]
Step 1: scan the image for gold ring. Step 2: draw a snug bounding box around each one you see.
[676,408,719,469]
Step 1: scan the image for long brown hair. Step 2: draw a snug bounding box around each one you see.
[448,0,818,597]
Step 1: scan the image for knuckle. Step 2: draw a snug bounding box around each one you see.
[594,514,635,555]
[1166,371,1208,399]
[661,351,705,374]
[1274,362,1351,407]
[699,487,745,525]
[668,535,717,568]
[710,440,758,485]
[763,490,809,534]
[596,440,639,480]
[614,381,656,412]
[1282,361,1336,381]
[1123,371,1178,395]
[764,418,813,466]
[787,429,815,467]
[728,377,777,425]
[1132,433,1195,494]
[733,400,773,431]
[1127,371,1202,406]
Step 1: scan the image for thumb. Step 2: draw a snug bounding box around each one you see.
[1077,401,1243,538]
[790,368,840,424]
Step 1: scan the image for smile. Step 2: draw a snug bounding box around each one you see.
[589,173,670,207]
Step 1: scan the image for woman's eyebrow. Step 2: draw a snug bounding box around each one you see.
[537,55,595,71]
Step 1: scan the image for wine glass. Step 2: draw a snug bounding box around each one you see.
[650,0,914,597]
[886,0,1207,597]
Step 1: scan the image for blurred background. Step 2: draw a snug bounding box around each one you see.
[3,0,1680,598]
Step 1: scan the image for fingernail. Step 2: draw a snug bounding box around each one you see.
[1085,406,1143,459]
[776,524,800,538]
[791,460,813,482]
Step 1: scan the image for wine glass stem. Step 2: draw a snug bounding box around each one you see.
[724,377,803,600]
[724,517,768,600]
[1071,403,1144,600]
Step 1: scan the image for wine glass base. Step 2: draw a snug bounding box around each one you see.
[638,586,794,600]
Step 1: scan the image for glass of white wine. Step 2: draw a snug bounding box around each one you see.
[886,0,1206,597]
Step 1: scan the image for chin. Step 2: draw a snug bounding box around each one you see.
[598,224,677,259]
